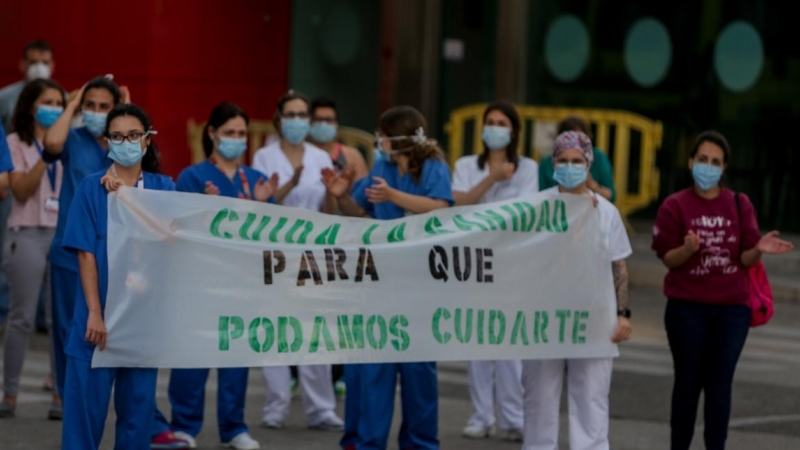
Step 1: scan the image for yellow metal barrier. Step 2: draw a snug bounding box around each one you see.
[444,104,663,225]
[187,120,375,166]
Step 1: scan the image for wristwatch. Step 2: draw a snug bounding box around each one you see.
[617,308,632,318]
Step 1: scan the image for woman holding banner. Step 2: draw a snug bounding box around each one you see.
[59,104,182,449]
[322,105,454,450]
[164,102,275,450]
[521,131,632,450]
[451,101,538,442]
[252,91,345,433]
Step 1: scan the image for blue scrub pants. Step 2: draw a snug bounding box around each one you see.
[168,367,250,442]
[61,356,157,450]
[341,364,361,448]
[358,362,439,450]
[51,264,78,397]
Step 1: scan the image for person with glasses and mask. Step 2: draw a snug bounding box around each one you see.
[308,96,368,180]
[59,104,181,450]
[252,91,344,432]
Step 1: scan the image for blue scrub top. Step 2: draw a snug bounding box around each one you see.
[0,125,14,172]
[352,158,454,220]
[176,159,272,201]
[61,171,175,361]
[48,127,111,271]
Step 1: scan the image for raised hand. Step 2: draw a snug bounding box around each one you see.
[100,167,122,192]
[490,162,515,182]
[321,167,349,198]
[757,231,794,255]
[254,173,279,202]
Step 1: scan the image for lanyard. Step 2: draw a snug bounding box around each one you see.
[209,156,251,200]
[34,139,57,193]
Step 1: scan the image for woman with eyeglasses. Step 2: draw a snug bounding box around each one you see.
[0,79,65,420]
[59,103,179,450]
[163,102,275,450]
[252,91,344,432]
[44,78,188,449]
[322,105,453,450]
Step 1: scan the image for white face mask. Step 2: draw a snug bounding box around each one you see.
[26,62,51,81]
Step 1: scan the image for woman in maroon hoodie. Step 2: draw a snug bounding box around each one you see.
[652,130,793,450]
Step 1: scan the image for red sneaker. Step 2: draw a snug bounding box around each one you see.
[151,430,192,449]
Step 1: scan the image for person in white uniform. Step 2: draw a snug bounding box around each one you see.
[521,131,633,450]
[252,90,343,431]
[451,101,538,442]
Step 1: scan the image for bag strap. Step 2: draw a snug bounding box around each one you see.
[734,192,744,255]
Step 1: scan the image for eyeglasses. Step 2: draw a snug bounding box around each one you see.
[282,112,309,119]
[107,130,156,145]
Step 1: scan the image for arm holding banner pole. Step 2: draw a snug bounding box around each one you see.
[610,259,632,344]
[79,251,107,351]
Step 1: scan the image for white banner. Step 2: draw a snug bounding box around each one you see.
[94,188,619,368]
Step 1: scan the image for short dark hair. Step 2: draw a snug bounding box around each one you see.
[202,102,249,157]
[310,97,337,117]
[690,130,731,164]
[23,40,52,59]
[478,101,521,171]
[12,79,66,145]
[557,116,592,140]
[80,77,121,107]
[104,104,161,174]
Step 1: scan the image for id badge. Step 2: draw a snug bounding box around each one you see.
[45,197,59,213]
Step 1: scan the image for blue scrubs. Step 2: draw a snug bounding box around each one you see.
[347,158,453,450]
[60,171,175,450]
[165,160,269,442]
[42,127,110,397]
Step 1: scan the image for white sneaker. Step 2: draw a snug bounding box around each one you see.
[499,428,524,442]
[223,432,260,450]
[262,418,285,429]
[309,414,344,432]
[462,423,495,439]
[172,431,197,449]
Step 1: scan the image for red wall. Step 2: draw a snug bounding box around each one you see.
[0,0,291,177]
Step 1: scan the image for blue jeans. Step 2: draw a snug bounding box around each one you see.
[665,299,750,450]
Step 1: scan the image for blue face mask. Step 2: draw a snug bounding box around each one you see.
[482,125,512,151]
[373,147,390,164]
[308,122,337,144]
[281,118,310,145]
[108,141,145,167]
[218,137,247,160]
[83,111,108,137]
[553,163,588,189]
[692,162,723,191]
[36,105,63,128]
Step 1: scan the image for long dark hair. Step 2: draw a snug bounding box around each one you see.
[12,79,66,145]
[104,104,161,174]
[690,130,731,164]
[272,90,310,135]
[202,102,249,158]
[477,101,521,171]
[379,106,444,183]
[80,76,121,106]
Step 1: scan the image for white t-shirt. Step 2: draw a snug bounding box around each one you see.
[252,142,333,211]
[451,155,539,203]
[544,186,632,262]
